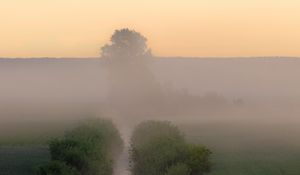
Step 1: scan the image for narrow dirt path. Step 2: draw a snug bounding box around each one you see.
[113,125,132,175]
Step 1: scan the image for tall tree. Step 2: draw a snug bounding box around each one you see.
[101,29,162,118]
[101,28,151,61]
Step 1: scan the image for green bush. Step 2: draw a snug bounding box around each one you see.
[131,121,184,148]
[37,118,123,175]
[165,163,191,175]
[35,161,79,175]
[186,145,212,175]
[130,120,211,175]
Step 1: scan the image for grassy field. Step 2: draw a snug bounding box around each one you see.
[1,120,300,175]
[181,121,300,175]
[0,120,78,146]
[0,121,73,175]
[0,146,49,175]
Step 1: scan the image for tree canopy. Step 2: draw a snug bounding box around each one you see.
[101,28,151,59]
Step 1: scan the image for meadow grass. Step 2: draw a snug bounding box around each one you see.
[181,121,300,175]
[0,120,74,175]
[1,120,300,175]
[0,146,49,175]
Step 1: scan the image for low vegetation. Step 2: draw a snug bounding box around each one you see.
[130,120,212,175]
[3,120,299,175]
[0,146,49,175]
[36,118,123,175]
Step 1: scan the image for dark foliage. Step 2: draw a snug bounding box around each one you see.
[36,118,123,175]
[36,161,79,175]
[101,28,151,59]
[130,121,211,175]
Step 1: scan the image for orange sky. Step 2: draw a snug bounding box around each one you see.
[1,0,300,57]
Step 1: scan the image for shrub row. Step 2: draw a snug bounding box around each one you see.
[130,121,211,175]
[35,119,211,175]
[36,118,123,175]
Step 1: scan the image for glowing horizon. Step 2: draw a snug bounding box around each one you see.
[1,0,300,58]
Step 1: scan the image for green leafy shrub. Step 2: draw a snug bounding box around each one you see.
[165,163,191,175]
[186,145,212,175]
[130,120,211,175]
[131,121,184,147]
[35,161,79,175]
[37,118,123,175]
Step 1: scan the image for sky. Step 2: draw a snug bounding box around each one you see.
[1,0,300,58]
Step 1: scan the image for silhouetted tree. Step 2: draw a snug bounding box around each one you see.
[101,29,163,118]
[101,28,152,60]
